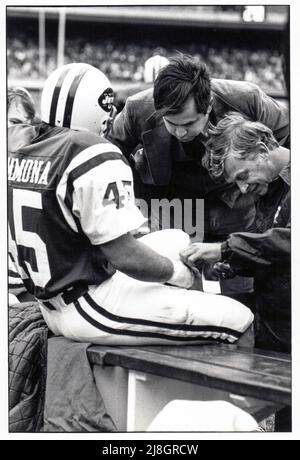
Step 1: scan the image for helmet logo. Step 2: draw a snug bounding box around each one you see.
[98,88,114,112]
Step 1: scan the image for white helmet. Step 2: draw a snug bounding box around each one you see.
[41,63,114,135]
[143,55,169,83]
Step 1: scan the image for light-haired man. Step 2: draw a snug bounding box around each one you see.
[180,112,290,431]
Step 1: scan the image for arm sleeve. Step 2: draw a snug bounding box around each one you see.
[226,227,291,275]
[72,156,146,245]
[107,99,139,159]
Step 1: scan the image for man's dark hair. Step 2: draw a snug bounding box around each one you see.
[153,53,211,116]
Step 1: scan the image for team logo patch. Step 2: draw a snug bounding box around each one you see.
[98,88,114,112]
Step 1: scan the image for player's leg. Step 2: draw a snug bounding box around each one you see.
[39,230,253,345]
[137,229,190,260]
[38,229,189,342]
[40,267,252,345]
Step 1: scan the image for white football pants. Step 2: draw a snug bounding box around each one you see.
[39,230,253,345]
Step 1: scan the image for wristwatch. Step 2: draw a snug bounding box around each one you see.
[220,240,231,262]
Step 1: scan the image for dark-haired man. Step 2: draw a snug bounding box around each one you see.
[108,53,289,245]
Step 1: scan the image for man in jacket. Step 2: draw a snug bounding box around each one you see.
[180,113,291,431]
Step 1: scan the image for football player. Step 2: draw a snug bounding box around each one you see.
[8,63,253,345]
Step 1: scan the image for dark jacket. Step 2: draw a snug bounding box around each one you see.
[224,165,290,352]
[9,301,48,432]
[108,79,289,240]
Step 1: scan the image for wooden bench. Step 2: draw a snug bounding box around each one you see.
[87,343,291,431]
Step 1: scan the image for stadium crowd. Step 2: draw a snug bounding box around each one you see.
[7,34,285,94]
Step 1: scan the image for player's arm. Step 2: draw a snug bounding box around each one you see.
[100,231,194,287]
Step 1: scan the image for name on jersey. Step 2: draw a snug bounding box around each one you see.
[8,158,51,185]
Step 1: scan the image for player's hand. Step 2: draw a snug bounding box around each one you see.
[180,243,222,269]
[166,259,195,289]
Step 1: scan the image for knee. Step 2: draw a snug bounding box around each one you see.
[140,229,190,258]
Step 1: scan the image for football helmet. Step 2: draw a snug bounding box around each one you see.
[143,55,169,83]
[41,63,114,135]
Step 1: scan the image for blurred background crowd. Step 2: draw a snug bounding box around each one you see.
[7,5,288,110]
[8,34,285,94]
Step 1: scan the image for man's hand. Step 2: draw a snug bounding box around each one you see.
[180,243,222,269]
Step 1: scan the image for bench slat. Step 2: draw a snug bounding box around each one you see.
[88,344,291,406]
[145,344,291,363]
[137,345,291,380]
